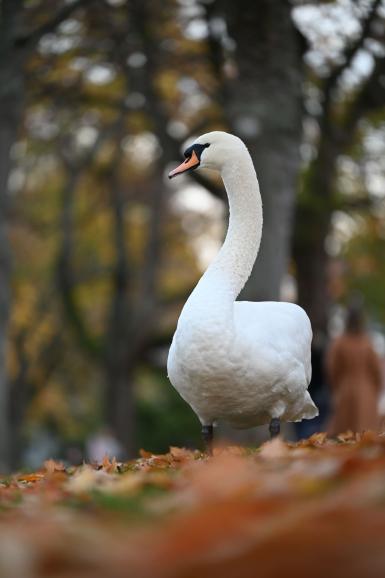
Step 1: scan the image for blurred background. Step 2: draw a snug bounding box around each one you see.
[1,0,385,470]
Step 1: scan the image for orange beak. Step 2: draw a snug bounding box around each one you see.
[168,150,200,179]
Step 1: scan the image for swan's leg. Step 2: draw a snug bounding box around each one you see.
[269,418,280,438]
[202,425,213,455]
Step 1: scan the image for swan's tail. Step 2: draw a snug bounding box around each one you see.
[294,391,319,421]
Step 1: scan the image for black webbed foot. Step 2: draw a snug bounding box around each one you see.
[269,417,280,438]
[202,424,214,455]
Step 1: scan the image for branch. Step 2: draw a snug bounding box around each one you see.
[56,117,123,359]
[56,176,102,359]
[15,0,97,51]
[341,54,385,141]
[105,133,132,342]
[136,173,164,329]
[321,0,381,121]
[128,0,225,202]
[200,0,227,108]
[335,196,373,212]
[31,82,123,111]
[9,291,64,431]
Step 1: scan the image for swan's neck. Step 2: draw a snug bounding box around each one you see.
[188,148,263,311]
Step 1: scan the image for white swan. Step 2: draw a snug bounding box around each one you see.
[167,131,318,450]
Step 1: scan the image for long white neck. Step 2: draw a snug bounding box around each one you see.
[184,146,263,317]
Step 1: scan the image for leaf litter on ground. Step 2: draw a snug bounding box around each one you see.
[2,433,385,577]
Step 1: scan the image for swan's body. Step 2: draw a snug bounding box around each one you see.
[167,131,318,434]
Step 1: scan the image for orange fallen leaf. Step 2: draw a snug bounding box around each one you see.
[17,473,45,483]
[337,430,356,442]
[44,459,66,476]
[101,455,120,473]
[169,446,194,462]
[259,437,290,459]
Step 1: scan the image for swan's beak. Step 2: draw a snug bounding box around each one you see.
[168,150,200,179]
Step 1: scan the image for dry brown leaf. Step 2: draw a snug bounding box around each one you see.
[213,445,248,457]
[16,473,45,483]
[5,436,385,578]
[44,459,66,475]
[101,455,120,473]
[259,437,290,459]
[307,432,328,446]
[359,430,380,444]
[337,430,356,442]
[66,465,109,494]
[169,446,192,460]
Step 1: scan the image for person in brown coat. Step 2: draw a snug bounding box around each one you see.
[327,308,383,436]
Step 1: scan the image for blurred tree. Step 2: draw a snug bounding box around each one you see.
[0,0,99,468]
[219,0,304,301]
[0,0,24,470]
[4,0,385,463]
[293,0,385,334]
[11,0,201,456]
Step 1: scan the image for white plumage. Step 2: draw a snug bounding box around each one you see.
[167,131,318,432]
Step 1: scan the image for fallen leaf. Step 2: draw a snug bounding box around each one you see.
[259,437,290,459]
[44,459,66,476]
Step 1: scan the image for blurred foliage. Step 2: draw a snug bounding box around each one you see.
[136,369,201,453]
[343,215,385,324]
[1,0,385,464]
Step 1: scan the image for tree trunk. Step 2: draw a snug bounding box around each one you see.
[294,215,330,335]
[105,167,164,458]
[105,361,136,458]
[0,0,25,471]
[293,138,338,335]
[104,251,136,458]
[223,0,303,301]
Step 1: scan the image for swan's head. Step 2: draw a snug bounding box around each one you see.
[168,131,244,179]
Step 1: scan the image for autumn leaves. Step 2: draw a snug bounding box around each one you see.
[1,434,385,577]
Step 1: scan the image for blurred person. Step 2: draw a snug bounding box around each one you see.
[86,427,123,463]
[327,307,383,435]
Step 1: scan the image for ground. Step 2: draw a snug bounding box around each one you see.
[1,432,385,577]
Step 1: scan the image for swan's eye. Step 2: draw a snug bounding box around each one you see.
[183,147,193,159]
[183,143,210,161]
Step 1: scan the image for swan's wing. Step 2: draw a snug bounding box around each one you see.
[234,301,313,385]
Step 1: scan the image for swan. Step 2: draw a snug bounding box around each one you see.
[167,131,318,451]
